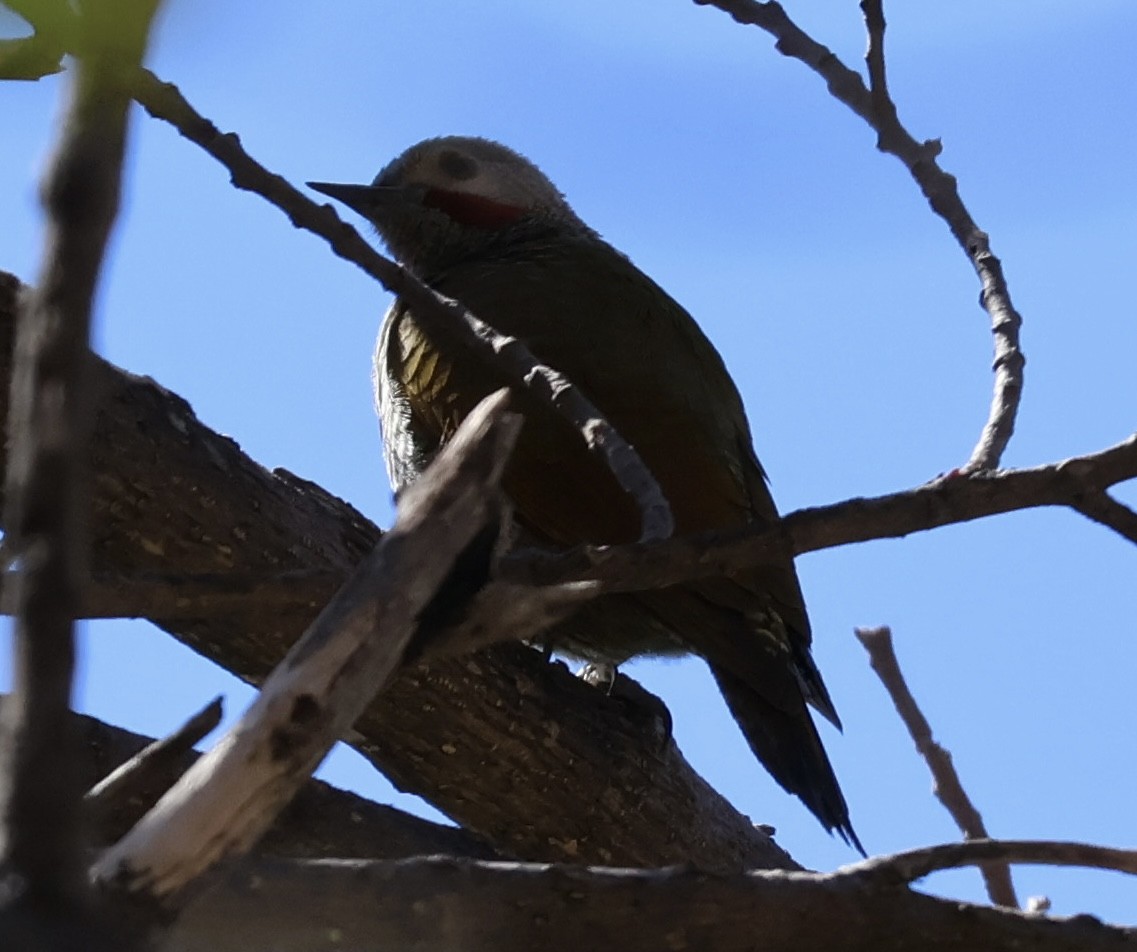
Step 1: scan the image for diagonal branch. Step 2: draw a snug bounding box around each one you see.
[855,626,1018,909]
[0,697,497,861]
[1070,490,1137,545]
[92,391,522,906]
[696,0,1026,473]
[84,696,224,827]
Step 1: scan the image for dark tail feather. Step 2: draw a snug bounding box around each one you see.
[709,662,864,855]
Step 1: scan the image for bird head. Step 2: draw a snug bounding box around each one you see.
[309,136,595,276]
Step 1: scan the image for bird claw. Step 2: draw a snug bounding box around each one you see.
[577,661,617,694]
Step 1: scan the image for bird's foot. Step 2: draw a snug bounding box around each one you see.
[577,661,617,694]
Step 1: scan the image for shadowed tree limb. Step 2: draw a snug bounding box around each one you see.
[161,853,1137,952]
[0,262,797,875]
[92,392,522,908]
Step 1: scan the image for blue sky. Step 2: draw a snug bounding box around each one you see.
[2,0,1136,922]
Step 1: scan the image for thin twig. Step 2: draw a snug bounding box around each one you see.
[124,70,672,543]
[696,0,1026,473]
[855,627,1018,908]
[85,696,223,826]
[844,838,1137,886]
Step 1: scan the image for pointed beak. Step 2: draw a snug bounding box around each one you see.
[307,181,427,218]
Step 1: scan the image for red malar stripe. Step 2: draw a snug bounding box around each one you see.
[423,188,528,228]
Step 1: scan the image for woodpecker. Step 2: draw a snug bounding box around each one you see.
[309,137,861,851]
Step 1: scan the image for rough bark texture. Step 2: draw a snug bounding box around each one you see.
[0,270,794,873]
[165,856,1137,952]
[0,698,494,860]
[92,392,524,900]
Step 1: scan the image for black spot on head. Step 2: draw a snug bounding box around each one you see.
[438,149,479,181]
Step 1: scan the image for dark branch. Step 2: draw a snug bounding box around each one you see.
[164,854,1137,952]
[1070,490,1137,545]
[855,626,1018,908]
[509,437,1137,591]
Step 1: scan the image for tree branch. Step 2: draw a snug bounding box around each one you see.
[855,626,1018,909]
[509,437,1137,591]
[0,694,496,861]
[0,265,798,873]
[1070,490,1137,545]
[0,433,1131,625]
[849,839,1137,887]
[162,854,1137,952]
[696,0,1026,472]
[91,392,522,905]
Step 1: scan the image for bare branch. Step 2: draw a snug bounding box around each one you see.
[511,436,1137,591]
[1070,491,1137,545]
[847,838,1137,886]
[84,696,223,826]
[0,2,160,946]
[696,0,1026,472]
[855,626,1018,908]
[91,392,522,904]
[165,854,1137,952]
